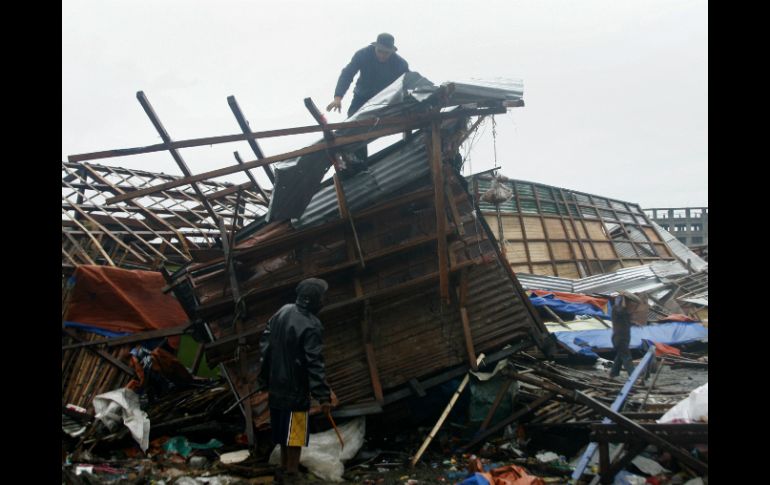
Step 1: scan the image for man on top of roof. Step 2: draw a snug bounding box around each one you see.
[326,33,410,118]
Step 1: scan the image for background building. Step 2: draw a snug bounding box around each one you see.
[644,207,708,248]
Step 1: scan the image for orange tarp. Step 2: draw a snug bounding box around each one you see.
[65,265,188,349]
[469,458,545,485]
[530,289,608,313]
[658,313,697,322]
[653,341,682,357]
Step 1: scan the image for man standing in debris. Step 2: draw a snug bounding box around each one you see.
[609,291,641,379]
[258,278,332,483]
[326,32,409,118]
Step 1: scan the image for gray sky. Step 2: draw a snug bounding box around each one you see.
[62,0,707,209]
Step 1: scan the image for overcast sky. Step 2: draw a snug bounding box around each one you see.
[62,0,707,209]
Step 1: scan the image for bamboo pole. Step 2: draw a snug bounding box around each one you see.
[410,353,485,467]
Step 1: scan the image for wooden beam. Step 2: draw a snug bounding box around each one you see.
[62,230,97,265]
[227,95,275,183]
[62,176,170,262]
[444,165,465,236]
[61,209,116,266]
[81,163,197,255]
[430,120,449,304]
[104,124,407,205]
[70,107,506,163]
[62,324,190,350]
[361,301,384,403]
[457,269,477,370]
[233,151,269,201]
[62,196,149,263]
[136,91,220,224]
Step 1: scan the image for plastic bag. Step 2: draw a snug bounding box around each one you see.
[658,383,707,423]
[268,416,365,482]
[480,176,512,205]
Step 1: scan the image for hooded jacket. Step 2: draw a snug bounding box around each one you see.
[257,283,331,410]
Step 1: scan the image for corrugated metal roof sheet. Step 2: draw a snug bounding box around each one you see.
[294,133,429,229]
[516,261,689,295]
[515,273,576,293]
[266,73,524,223]
[651,221,708,272]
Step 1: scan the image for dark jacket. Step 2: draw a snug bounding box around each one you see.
[334,45,409,104]
[611,296,632,348]
[257,301,331,410]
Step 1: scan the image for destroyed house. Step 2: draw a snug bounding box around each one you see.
[152,74,555,419]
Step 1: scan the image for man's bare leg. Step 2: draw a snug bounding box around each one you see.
[285,446,302,474]
[280,444,288,470]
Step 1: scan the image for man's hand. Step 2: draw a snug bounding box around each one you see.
[320,401,332,415]
[326,96,342,113]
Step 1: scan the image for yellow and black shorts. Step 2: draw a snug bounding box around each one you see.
[270,408,309,447]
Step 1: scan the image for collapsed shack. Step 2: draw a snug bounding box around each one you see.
[158,75,556,431]
[62,74,707,484]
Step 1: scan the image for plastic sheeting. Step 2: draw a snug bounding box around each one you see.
[269,416,365,482]
[553,322,708,356]
[528,292,610,320]
[65,265,188,349]
[93,388,150,451]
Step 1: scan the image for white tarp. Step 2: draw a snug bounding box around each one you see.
[93,388,150,451]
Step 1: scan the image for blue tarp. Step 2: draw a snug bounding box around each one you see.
[553,322,708,357]
[63,321,132,338]
[457,473,490,485]
[528,293,610,320]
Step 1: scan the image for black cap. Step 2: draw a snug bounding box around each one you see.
[372,33,397,52]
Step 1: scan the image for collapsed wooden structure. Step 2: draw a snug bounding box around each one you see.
[65,75,554,438]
